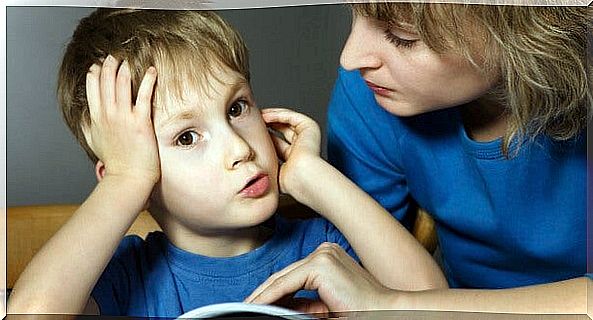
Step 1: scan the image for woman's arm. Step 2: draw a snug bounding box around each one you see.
[394,277,590,314]
[247,245,590,314]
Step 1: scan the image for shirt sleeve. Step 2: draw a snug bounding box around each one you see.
[327,67,415,230]
[91,235,143,315]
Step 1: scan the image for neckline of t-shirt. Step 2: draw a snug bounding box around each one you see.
[456,111,506,160]
[161,216,292,277]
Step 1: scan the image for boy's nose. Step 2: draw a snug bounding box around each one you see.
[340,16,382,71]
[225,130,254,169]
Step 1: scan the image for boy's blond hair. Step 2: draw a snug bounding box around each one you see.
[353,3,592,155]
[58,9,250,163]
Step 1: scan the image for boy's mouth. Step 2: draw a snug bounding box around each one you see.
[240,173,270,198]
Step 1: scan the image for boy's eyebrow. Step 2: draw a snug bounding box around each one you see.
[158,109,201,130]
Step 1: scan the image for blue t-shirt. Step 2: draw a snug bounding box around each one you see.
[327,67,587,289]
[92,216,355,318]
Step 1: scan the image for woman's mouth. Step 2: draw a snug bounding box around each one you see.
[365,81,392,97]
[240,174,270,198]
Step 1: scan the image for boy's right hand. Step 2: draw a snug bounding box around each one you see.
[84,55,160,186]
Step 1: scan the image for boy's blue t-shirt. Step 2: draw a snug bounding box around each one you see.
[327,68,587,289]
[91,216,355,318]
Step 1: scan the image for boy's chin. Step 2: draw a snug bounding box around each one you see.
[253,197,279,222]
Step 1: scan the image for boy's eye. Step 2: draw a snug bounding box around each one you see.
[176,131,200,146]
[228,100,249,119]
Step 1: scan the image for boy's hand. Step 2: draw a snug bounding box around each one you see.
[84,55,160,185]
[262,108,321,198]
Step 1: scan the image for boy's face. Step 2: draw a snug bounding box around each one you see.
[150,66,279,234]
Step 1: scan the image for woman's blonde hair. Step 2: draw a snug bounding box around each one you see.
[353,3,592,154]
[58,9,250,163]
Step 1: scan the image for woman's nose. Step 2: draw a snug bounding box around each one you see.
[340,16,382,71]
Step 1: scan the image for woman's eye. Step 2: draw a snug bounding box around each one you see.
[382,21,419,49]
[228,100,249,119]
[176,131,200,146]
[384,30,418,49]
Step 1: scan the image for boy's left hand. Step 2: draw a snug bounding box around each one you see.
[262,108,321,197]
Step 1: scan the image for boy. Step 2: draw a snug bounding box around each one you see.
[8,8,445,317]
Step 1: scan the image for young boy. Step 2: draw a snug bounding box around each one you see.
[8,8,446,317]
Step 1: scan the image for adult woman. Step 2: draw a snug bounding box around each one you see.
[247,2,592,313]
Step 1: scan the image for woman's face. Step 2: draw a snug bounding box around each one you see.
[340,14,500,117]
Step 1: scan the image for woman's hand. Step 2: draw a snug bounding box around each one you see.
[245,242,395,313]
[262,108,321,199]
[84,55,160,186]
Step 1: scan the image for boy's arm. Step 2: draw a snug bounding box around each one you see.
[8,174,155,314]
[291,157,446,291]
[8,57,159,314]
[262,108,447,291]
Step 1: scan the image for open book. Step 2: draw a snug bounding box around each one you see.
[177,302,315,319]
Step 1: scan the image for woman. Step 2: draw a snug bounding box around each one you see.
[247,2,592,313]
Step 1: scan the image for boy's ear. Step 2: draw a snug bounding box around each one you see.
[95,160,106,182]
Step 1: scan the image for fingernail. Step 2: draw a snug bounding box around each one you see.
[121,60,129,72]
[88,63,99,73]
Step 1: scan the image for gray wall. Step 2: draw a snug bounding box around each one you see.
[7,6,351,206]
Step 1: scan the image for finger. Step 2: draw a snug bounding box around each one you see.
[135,66,157,119]
[289,299,330,314]
[263,110,320,149]
[81,124,94,152]
[248,263,320,306]
[245,257,310,303]
[261,107,300,115]
[267,123,297,144]
[261,108,298,126]
[115,60,132,112]
[270,134,291,160]
[262,108,314,132]
[276,297,329,315]
[261,107,292,114]
[85,64,102,120]
[330,243,361,271]
[261,108,297,125]
[100,55,119,115]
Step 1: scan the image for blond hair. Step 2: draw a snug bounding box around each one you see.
[353,3,592,154]
[58,9,250,163]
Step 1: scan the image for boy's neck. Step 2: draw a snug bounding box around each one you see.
[162,221,273,257]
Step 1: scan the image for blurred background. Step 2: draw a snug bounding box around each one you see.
[6,5,351,206]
